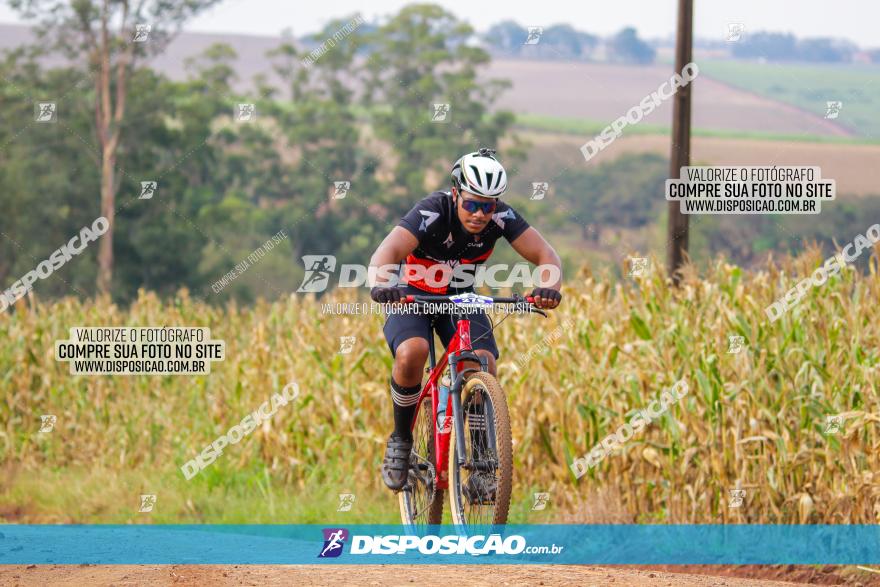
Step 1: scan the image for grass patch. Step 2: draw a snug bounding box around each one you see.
[698,60,880,139]
[514,112,880,145]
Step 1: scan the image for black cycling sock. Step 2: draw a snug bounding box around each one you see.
[390,378,421,443]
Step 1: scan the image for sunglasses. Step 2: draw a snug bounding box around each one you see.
[460,198,497,215]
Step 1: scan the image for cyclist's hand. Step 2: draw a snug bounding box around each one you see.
[528,287,561,309]
[371,286,404,304]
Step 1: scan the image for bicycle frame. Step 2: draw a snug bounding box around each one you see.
[413,316,488,492]
[400,292,544,500]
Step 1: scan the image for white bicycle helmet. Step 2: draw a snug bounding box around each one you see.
[451,148,508,198]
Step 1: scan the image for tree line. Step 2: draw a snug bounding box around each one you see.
[1,2,876,307]
[0,3,517,304]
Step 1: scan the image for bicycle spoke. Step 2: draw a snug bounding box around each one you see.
[400,396,442,528]
[458,385,499,526]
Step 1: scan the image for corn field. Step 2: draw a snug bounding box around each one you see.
[2,246,879,523]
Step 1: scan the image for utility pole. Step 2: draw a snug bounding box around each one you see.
[667,0,694,284]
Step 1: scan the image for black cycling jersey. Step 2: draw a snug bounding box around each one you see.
[397,190,530,293]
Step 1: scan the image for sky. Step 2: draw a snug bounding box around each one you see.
[0,0,877,47]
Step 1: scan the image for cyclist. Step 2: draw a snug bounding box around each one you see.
[368,148,563,500]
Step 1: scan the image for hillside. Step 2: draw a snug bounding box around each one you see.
[0,24,857,138]
[488,59,854,138]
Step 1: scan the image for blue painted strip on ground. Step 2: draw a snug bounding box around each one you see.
[0,525,878,564]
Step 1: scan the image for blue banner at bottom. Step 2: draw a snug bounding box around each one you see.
[0,524,878,564]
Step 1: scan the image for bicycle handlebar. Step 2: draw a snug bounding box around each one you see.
[400,293,549,317]
[402,294,535,304]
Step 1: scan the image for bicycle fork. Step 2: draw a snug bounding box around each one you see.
[447,352,494,471]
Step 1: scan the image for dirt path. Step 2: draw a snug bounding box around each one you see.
[0,565,809,586]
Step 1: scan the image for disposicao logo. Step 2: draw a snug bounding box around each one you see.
[318,528,349,558]
[317,530,564,557]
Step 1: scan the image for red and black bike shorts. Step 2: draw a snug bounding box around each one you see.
[382,285,499,359]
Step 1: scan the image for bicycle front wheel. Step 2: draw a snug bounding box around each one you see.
[448,372,513,528]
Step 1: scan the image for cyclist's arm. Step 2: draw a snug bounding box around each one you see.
[368,227,419,287]
[510,227,563,291]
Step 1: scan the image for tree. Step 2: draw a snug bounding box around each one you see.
[731,31,797,61]
[608,27,655,64]
[363,4,518,204]
[482,20,525,54]
[554,153,667,228]
[483,21,598,61]
[8,0,221,296]
[0,49,100,294]
[796,38,854,63]
[259,17,386,267]
[547,25,598,59]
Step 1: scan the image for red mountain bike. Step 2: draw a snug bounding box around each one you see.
[395,292,548,529]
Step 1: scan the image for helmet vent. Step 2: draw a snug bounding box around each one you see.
[468,165,483,187]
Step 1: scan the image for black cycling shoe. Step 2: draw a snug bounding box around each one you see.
[463,471,497,505]
[381,433,413,491]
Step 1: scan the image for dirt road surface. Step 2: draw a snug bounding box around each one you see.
[0,565,810,586]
